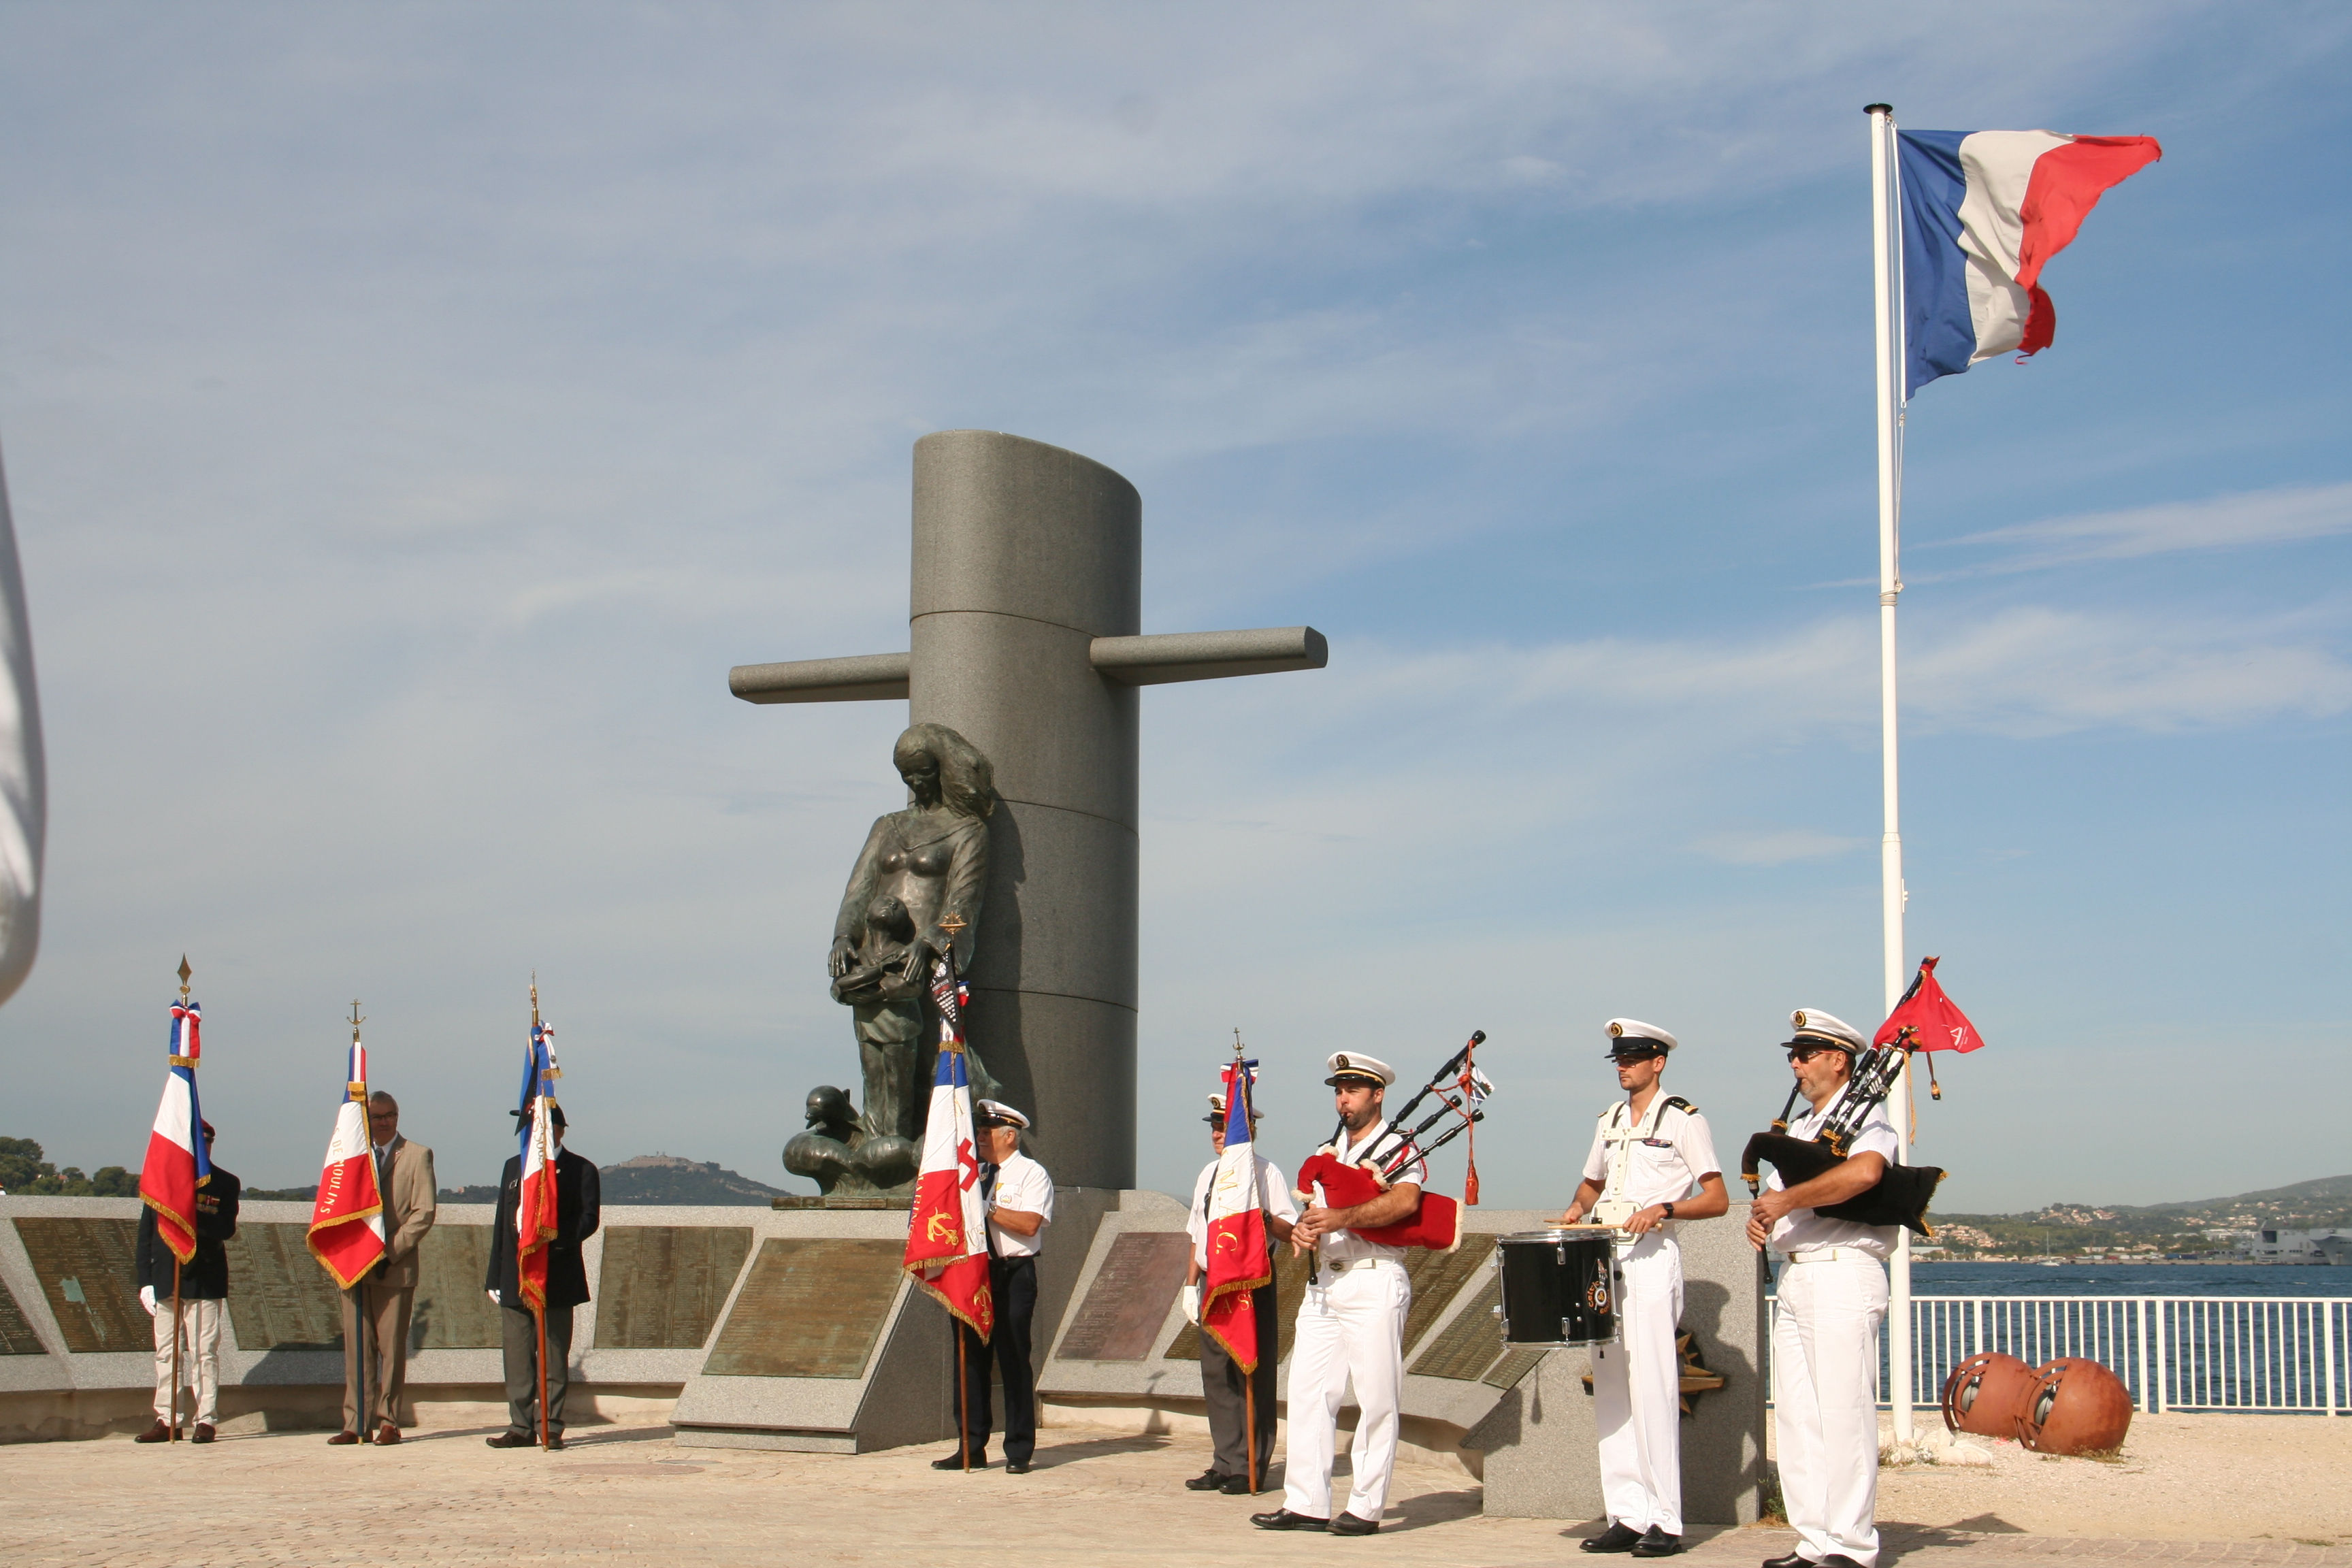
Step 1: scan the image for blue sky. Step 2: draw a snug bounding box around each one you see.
[0,4,2343,1211]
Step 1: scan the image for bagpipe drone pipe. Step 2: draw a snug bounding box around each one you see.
[1738,1034,1945,1236]
[1294,1031,1492,1254]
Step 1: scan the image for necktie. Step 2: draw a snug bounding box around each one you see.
[980,1162,1002,1258]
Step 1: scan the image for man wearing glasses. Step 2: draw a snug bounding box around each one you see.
[1559,1020,1729,1558]
[1744,1011,1898,1568]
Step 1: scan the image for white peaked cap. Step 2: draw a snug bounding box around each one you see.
[1787,1009,1866,1052]
[974,1098,1031,1129]
[1205,1091,1262,1124]
[1324,1051,1397,1087]
[1605,1018,1678,1054]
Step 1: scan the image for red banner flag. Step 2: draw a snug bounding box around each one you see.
[306,1032,386,1289]
[902,960,992,1337]
[1199,1057,1271,1372]
[1875,956,1984,1054]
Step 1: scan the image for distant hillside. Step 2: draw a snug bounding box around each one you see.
[1931,1172,2352,1259]
[598,1154,785,1206]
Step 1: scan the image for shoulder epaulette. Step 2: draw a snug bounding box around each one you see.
[1663,1095,1699,1115]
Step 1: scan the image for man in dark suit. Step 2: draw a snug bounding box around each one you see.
[133,1120,240,1443]
[483,1105,600,1450]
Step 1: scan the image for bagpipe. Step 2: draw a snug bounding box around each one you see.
[1739,962,1980,1237]
[1294,1030,1492,1254]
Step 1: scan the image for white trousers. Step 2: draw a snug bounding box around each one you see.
[151,1296,224,1425]
[1282,1261,1409,1522]
[1591,1232,1683,1534]
[1772,1256,1886,1568]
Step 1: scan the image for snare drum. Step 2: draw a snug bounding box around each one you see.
[1495,1228,1620,1347]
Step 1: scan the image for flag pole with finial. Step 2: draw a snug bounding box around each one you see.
[169,956,191,1443]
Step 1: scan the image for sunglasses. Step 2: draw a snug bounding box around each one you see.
[1785,1045,1835,1062]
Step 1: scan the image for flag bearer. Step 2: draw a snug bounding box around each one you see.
[134,1120,240,1443]
[1183,1092,1297,1495]
[937,1100,1052,1473]
[1745,1009,1898,1568]
[1558,1021,1729,1557]
[484,1105,601,1450]
[1253,1054,1422,1537]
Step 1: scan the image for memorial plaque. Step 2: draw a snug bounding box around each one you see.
[1056,1232,1191,1361]
[0,1273,45,1355]
[1409,1275,1509,1382]
[1399,1242,1491,1357]
[1483,1345,1547,1389]
[223,1222,346,1350]
[703,1238,902,1378]
[598,1226,753,1350]
[1163,1246,1312,1363]
[13,1217,145,1354]
[412,1224,500,1350]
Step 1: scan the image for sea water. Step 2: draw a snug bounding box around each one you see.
[1910,1262,2352,1298]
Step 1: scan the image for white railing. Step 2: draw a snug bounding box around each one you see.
[1768,1295,2350,1414]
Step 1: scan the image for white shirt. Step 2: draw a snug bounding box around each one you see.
[1765,1085,1900,1259]
[1578,1094,1720,1213]
[984,1149,1054,1259]
[1187,1154,1300,1268]
[1311,1123,1427,1267]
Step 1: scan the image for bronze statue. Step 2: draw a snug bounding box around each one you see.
[786,723,1000,1195]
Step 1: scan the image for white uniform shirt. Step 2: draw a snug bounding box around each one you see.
[1578,1095,1720,1213]
[1765,1085,1900,1259]
[984,1149,1054,1259]
[1310,1124,1428,1267]
[1186,1156,1300,1267]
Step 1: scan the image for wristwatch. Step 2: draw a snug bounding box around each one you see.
[1661,1202,1676,1220]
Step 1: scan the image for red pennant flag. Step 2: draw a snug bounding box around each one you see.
[1875,956,1984,1054]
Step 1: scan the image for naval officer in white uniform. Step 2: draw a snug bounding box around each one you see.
[1252,1052,1426,1537]
[1559,1019,1729,1558]
[1744,1010,1899,1568]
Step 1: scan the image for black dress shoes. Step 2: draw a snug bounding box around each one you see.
[1186,1469,1230,1491]
[932,1451,985,1469]
[1582,1523,1644,1553]
[1220,1472,1262,1495]
[485,1431,536,1449]
[1631,1527,1681,1558]
[1004,1461,1030,1474]
[1250,1509,1328,1531]
[1328,1512,1379,1536]
[1761,1554,1814,1568]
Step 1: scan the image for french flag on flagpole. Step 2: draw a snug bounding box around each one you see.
[138,993,210,1264]
[306,1027,385,1288]
[1199,1056,1271,1373]
[515,1005,561,1312]
[1899,129,2160,397]
[902,956,992,1338]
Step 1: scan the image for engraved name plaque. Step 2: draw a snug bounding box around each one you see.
[703,1237,902,1379]
[13,1217,144,1354]
[598,1226,753,1350]
[1163,1245,1312,1363]
[413,1224,500,1350]
[1057,1232,1192,1362]
[0,1273,44,1356]
[223,1222,345,1350]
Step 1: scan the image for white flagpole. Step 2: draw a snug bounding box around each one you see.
[1866,101,1914,1446]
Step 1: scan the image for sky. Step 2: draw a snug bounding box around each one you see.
[0,3,2343,1213]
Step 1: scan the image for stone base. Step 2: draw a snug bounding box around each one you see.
[770,1195,913,1210]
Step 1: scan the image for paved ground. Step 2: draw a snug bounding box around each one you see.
[4,1415,2348,1568]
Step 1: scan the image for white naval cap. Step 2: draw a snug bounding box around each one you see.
[1786,1009,1866,1054]
[1604,1018,1678,1056]
[1323,1051,1397,1088]
[1203,1091,1263,1124]
[974,1098,1031,1130]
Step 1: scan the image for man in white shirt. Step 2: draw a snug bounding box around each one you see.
[1253,1053,1426,1537]
[1745,1010,1899,1568]
[1183,1092,1298,1496]
[936,1099,1053,1474]
[1560,1019,1730,1558]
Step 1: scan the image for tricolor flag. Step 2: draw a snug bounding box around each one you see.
[137,994,210,1264]
[1899,129,2161,396]
[902,957,992,1337]
[306,1032,385,1288]
[514,1009,561,1312]
[0,438,44,1009]
[1199,1057,1271,1372]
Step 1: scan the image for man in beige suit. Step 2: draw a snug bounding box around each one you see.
[330,1090,436,1445]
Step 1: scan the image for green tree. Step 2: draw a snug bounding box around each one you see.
[0,1135,52,1190]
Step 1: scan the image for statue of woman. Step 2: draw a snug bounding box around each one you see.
[823,723,1000,1180]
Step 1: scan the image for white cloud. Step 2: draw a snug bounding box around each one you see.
[1924,483,2352,576]
[1692,829,1865,866]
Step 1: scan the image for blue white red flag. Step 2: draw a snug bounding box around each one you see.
[1200,1058,1271,1372]
[1899,129,2160,397]
[0,439,42,1010]
[138,996,210,1264]
[306,1032,386,1288]
[902,958,992,1337]
[516,1009,561,1312]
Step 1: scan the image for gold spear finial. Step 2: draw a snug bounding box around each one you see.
[177,955,192,1001]
[530,971,542,1030]
[1232,1026,1245,1060]
[349,998,363,1041]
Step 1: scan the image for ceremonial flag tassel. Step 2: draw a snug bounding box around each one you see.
[138,958,210,1265]
[306,1000,387,1288]
[902,949,993,1341]
[1199,1049,1271,1373]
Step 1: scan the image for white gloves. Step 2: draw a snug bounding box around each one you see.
[486,1288,501,1305]
[1179,1284,1200,1325]
[140,1285,157,1316]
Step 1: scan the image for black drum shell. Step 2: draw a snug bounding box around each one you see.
[1497,1230,1620,1347]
